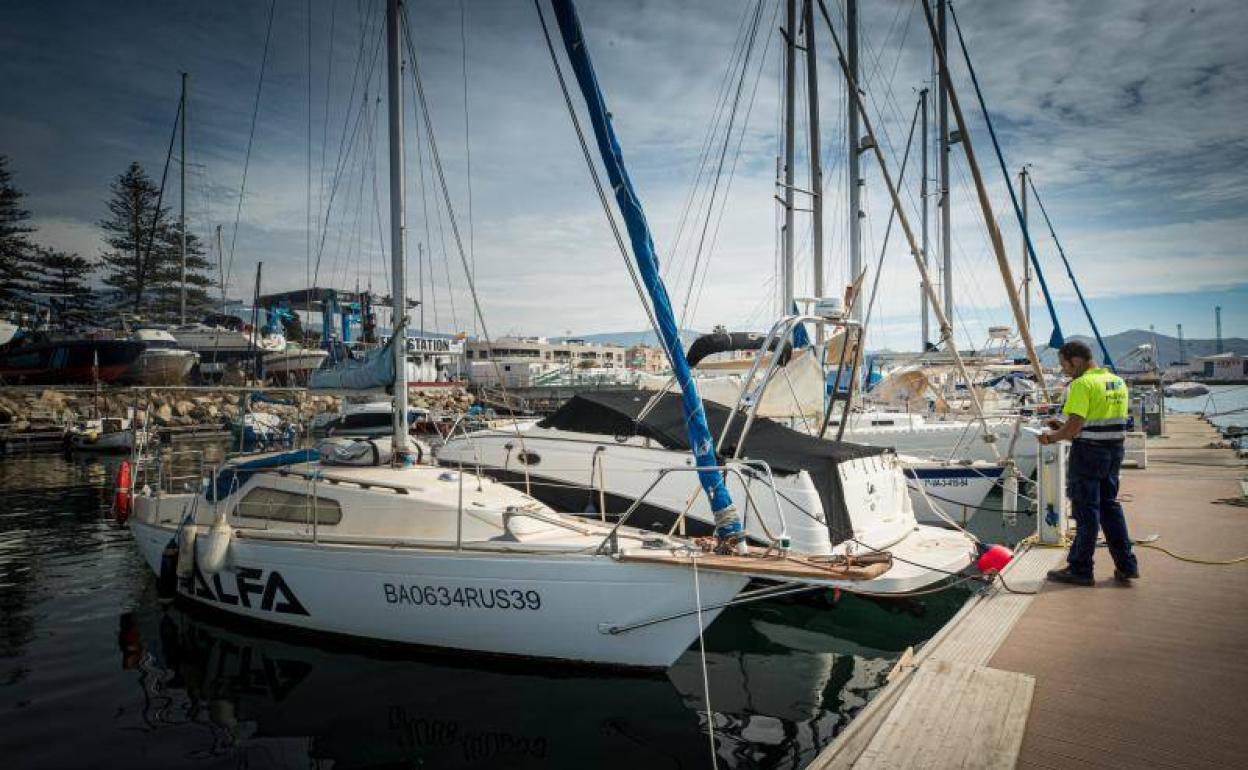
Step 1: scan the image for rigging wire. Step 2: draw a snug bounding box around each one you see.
[530,0,665,353]
[678,0,768,329]
[663,0,759,283]
[460,0,477,335]
[665,0,762,295]
[224,0,278,307]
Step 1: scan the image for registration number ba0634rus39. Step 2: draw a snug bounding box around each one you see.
[383,583,542,611]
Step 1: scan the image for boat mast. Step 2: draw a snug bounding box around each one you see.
[919,0,1050,400]
[920,86,930,349]
[804,0,823,341]
[846,0,862,320]
[937,0,952,336]
[782,0,797,313]
[179,72,188,326]
[386,0,411,457]
[813,0,998,447]
[1019,164,1030,326]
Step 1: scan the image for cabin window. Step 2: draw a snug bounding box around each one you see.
[871,419,895,426]
[235,487,343,525]
[517,451,541,466]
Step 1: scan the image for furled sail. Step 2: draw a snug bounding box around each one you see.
[550,0,737,535]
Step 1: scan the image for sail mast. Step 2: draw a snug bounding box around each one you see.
[920,86,930,349]
[937,0,952,335]
[918,0,1050,400]
[1020,165,1030,325]
[804,0,823,338]
[386,0,411,456]
[179,72,188,326]
[782,0,797,313]
[846,0,862,320]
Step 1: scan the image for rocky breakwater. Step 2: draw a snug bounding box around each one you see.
[0,387,474,434]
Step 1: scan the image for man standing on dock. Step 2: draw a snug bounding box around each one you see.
[1040,341,1140,586]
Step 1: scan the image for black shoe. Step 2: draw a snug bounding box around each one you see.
[1114,568,1140,581]
[1047,568,1094,587]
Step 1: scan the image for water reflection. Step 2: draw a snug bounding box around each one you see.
[120,608,709,768]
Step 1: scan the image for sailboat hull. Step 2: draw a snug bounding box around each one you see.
[130,516,747,669]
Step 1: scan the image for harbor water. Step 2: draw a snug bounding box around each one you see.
[1165,383,1248,433]
[0,441,996,770]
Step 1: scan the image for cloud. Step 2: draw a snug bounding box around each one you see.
[2,0,1245,341]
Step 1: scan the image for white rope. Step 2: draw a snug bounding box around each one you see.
[691,554,719,770]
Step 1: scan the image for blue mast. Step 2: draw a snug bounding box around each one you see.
[549,0,737,531]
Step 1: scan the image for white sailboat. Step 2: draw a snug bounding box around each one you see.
[127,0,965,670]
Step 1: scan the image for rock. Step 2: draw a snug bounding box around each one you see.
[11,419,30,432]
[154,404,174,426]
[174,400,195,418]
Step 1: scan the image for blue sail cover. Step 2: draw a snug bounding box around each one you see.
[308,327,399,390]
[551,0,735,522]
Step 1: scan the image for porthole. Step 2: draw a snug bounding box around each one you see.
[517,451,541,466]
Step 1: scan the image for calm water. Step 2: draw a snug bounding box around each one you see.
[0,443,975,770]
[1165,383,1248,431]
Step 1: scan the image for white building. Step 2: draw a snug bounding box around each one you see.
[1192,352,1247,382]
[465,337,629,369]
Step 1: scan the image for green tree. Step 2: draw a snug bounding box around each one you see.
[99,162,163,313]
[0,155,38,300]
[37,247,95,324]
[99,162,217,321]
[147,222,217,322]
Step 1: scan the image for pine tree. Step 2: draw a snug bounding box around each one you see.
[0,155,37,300]
[99,162,218,322]
[37,247,95,325]
[147,221,217,322]
[99,162,164,314]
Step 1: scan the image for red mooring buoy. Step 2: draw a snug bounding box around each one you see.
[976,544,1014,574]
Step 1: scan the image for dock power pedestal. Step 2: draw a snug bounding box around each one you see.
[1036,440,1070,545]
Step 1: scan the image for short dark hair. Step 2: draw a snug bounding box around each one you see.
[1058,340,1094,363]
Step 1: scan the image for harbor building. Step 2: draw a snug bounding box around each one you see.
[465,337,628,368]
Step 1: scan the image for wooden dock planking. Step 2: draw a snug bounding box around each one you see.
[855,660,1034,770]
[807,415,1248,769]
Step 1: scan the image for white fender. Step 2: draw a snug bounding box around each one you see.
[176,526,198,580]
[198,520,234,574]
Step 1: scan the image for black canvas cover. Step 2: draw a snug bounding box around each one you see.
[539,390,889,541]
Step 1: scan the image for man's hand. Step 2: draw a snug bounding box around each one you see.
[1045,418,1063,431]
[1038,432,1054,446]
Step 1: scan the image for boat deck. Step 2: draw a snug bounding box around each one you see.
[808,414,1248,769]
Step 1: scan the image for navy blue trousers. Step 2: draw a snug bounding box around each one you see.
[1066,440,1138,577]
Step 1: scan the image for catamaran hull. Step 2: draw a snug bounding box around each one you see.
[130,517,747,669]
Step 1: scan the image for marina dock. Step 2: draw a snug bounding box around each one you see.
[810,413,1248,769]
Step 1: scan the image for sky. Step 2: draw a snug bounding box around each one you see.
[1,0,1245,350]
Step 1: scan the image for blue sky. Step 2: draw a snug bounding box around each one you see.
[1,0,1245,348]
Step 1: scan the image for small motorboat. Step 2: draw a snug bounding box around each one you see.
[65,414,158,453]
[1164,381,1210,399]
